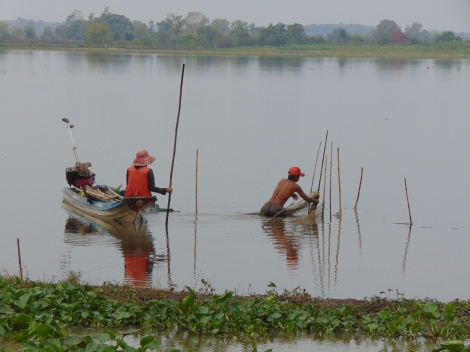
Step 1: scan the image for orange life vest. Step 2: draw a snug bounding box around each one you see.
[125,166,151,196]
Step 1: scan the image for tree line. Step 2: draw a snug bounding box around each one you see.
[0,8,467,48]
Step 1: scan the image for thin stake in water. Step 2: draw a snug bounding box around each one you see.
[329,141,333,223]
[308,141,322,213]
[404,178,413,226]
[195,149,198,214]
[336,148,342,217]
[166,63,185,227]
[354,167,363,210]
[17,238,23,280]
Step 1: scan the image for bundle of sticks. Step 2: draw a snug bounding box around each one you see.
[81,185,123,202]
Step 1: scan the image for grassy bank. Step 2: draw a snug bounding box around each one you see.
[2,42,470,59]
[1,275,470,351]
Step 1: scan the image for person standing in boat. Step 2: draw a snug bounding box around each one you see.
[260,166,319,217]
[125,149,172,197]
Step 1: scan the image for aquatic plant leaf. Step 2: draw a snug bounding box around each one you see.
[198,306,210,315]
[0,303,14,314]
[95,333,110,343]
[200,316,210,324]
[140,336,155,346]
[423,303,438,313]
[14,313,32,323]
[251,340,258,352]
[62,334,82,346]
[146,340,160,350]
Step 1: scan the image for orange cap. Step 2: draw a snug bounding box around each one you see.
[288,166,305,177]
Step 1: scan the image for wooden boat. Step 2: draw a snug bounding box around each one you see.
[61,186,156,222]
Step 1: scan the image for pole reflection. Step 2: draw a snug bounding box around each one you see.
[402,227,412,279]
[62,202,166,287]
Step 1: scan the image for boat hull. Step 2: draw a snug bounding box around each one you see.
[61,188,155,222]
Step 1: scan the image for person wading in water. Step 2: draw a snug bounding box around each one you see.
[260,166,319,217]
[125,149,172,197]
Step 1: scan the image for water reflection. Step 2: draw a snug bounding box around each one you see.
[263,220,302,271]
[402,227,412,279]
[62,203,166,286]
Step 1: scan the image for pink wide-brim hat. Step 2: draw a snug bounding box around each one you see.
[133,149,156,166]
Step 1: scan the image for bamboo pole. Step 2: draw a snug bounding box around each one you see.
[310,141,322,195]
[404,178,413,226]
[354,167,363,210]
[166,64,185,227]
[195,149,198,214]
[329,141,333,222]
[322,155,327,220]
[337,148,342,216]
[17,238,23,280]
[308,141,322,213]
[317,131,328,192]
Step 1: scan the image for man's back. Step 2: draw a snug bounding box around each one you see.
[269,179,301,206]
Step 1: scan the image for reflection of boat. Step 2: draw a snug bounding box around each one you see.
[62,202,166,286]
[62,187,155,222]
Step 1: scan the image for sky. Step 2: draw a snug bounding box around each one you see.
[1,0,469,33]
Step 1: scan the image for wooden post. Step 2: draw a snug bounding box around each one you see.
[337,148,342,216]
[317,131,328,192]
[354,167,363,210]
[195,149,198,214]
[310,141,322,195]
[322,155,327,219]
[17,238,23,280]
[329,142,333,222]
[166,64,185,227]
[404,178,413,226]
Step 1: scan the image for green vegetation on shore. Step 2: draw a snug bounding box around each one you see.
[1,275,470,351]
[2,10,470,59]
[3,42,470,59]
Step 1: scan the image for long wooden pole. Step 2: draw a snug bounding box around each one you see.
[195,149,198,214]
[404,178,413,226]
[17,238,23,280]
[308,141,322,213]
[337,148,342,216]
[354,167,363,210]
[322,155,327,220]
[310,141,322,195]
[329,142,333,222]
[165,64,185,227]
[317,130,328,192]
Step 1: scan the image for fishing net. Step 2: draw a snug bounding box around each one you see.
[74,162,93,177]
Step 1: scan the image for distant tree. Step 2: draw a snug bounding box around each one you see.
[66,9,84,23]
[24,21,36,39]
[184,12,209,34]
[132,20,148,39]
[164,13,185,35]
[41,26,54,40]
[285,23,306,44]
[434,31,462,42]
[374,19,399,41]
[94,12,133,37]
[259,23,286,46]
[230,20,250,45]
[327,27,349,44]
[404,22,422,38]
[210,19,230,35]
[0,21,10,39]
[197,26,219,44]
[389,30,408,45]
[88,13,95,21]
[123,32,134,41]
[10,26,24,40]
[85,22,111,45]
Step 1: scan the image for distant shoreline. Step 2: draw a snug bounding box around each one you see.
[2,43,470,59]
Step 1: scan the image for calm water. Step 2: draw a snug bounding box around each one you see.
[1,51,469,304]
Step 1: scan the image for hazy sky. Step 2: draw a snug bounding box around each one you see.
[1,0,469,33]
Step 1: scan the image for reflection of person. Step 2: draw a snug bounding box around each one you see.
[265,222,300,271]
[260,166,319,217]
[125,149,173,197]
